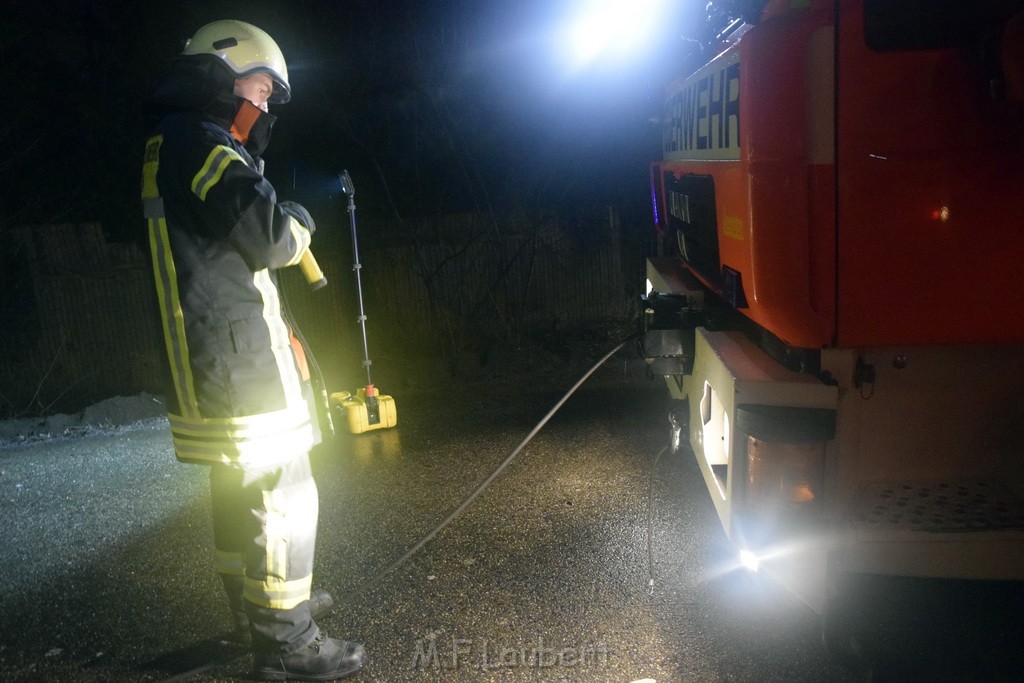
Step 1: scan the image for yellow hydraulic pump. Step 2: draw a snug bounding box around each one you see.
[330,385,397,434]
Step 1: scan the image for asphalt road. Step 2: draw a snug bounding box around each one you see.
[1,365,864,682]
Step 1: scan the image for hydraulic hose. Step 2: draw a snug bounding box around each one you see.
[339,333,638,605]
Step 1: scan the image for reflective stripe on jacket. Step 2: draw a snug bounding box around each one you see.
[141,111,314,467]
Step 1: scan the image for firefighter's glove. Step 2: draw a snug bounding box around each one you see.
[278,201,316,236]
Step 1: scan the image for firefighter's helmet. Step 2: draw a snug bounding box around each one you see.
[182,20,291,104]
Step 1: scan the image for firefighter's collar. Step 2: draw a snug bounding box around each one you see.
[229,99,276,156]
[201,93,277,157]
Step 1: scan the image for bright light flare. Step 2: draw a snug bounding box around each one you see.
[706,535,827,582]
[739,549,760,572]
[565,0,668,67]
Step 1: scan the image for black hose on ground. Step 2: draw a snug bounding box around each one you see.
[339,333,639,605]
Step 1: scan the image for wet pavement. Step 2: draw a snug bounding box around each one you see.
[0,360,858,682]
[0,358,884,681]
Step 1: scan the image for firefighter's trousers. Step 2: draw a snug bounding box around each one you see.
[209,453,320,654]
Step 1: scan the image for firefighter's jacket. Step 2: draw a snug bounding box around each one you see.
[141,92,316,468]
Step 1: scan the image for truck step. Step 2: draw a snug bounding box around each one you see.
[847,481,1024,533]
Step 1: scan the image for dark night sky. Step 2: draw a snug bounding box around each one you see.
[1,0,708,245]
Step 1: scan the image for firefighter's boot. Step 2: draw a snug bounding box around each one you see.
[221,575,336,642]
[253,632,367,681]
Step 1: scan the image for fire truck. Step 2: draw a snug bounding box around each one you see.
[642,0,1024,655]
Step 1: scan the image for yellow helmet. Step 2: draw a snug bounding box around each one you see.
[183,20,291,104]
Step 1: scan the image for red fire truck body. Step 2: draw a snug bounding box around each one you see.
[644,0,1024,620]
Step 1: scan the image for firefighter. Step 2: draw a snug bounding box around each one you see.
[141,20,366,680]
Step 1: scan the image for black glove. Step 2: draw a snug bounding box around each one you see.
[279,200,316,236]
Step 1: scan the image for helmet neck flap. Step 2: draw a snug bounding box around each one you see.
[148,54,277,157]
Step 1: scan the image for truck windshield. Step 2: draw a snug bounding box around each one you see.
[865,0,1024,52]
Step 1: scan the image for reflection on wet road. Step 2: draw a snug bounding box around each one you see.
[4,374,1018,680]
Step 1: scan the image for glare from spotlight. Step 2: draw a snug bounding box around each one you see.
[705,537,827,583]
[566,0,666,67]
[739,549,760,572]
